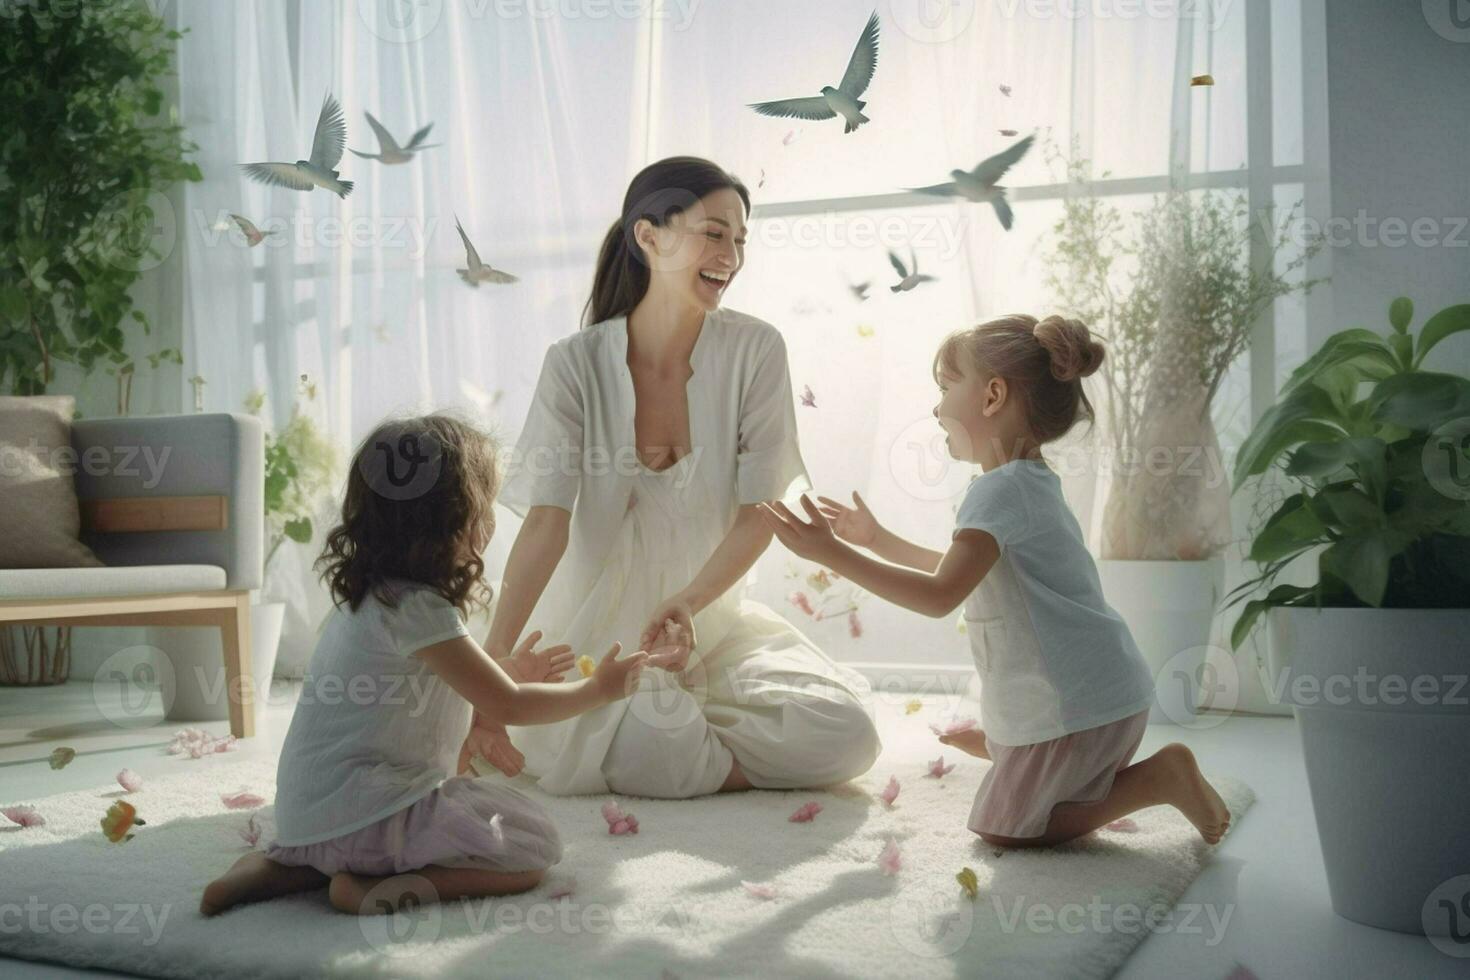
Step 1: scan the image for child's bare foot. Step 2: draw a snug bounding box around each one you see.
[1154,743,1231,844]
[938,728,990,760]
[200,852,328,916]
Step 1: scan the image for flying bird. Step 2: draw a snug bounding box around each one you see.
[998,128,1018,137]
[455,217,519,287]
[748,11,880,134]
[350,111,439,164]
[800,385,817,408]
[848,279,871,302]
[240,93,353,198]
[228,213,275,247]
[888,247,936,293]
[999,84,1012,97]
[903,134,1034,230]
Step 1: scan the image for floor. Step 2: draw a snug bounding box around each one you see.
[0,681,1458,979]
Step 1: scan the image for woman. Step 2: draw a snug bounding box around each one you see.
[473,156,881,797]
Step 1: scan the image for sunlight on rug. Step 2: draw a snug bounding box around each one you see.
[0,713,1253,980]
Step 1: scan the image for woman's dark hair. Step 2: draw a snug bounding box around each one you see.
[317,413,500,615]
[583,155,751,327]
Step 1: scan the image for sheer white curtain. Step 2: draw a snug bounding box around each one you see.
[168,1,1292,695]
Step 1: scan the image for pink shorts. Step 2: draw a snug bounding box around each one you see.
[968,709,1150,840]
[264,775,563,876]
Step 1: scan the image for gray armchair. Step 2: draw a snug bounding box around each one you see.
[0,413,265,737]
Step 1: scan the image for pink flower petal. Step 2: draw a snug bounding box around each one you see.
[877,839,902,875]
[239,814,261,848]
[602,800,640,835]
[848,609,863,638]
[926,756,956,779]
[741,880,778,900]
[879,775,900,807]
[2,805,45,828]
[928,717,978,738]
[220,792,265,810]
[788,801,823,823]
[168,728,238,759]
[1104,818,1139,833]
[117,769,143,793]
[788,592,815,617]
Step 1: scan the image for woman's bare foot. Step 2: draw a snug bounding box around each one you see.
[1153,743,1231,844]
[938,728,990,760]
[200,852,328,916]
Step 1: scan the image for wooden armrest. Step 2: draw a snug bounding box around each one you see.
[80,495,229,533]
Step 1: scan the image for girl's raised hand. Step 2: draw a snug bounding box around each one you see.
[505,629,575,683]
[817,491,880,548]
[591,642,649,701]
[756,495,841,562]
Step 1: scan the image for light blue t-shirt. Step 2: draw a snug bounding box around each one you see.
[953,459,1154,745]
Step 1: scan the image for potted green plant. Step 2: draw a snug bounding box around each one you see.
[0,2,198,684]
[162,382,338,720]
[1226,296,1470,935]
[1043,145,1321,723]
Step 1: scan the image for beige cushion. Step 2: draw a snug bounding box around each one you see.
[0,396,103,569]
[0,565,226,599]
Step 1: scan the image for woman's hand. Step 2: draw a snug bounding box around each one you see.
[591,642,649,701]
[756,495,843,563]
[816,491,881,549]
[502,629,574,683]
[638,597,697,672]
[457,720,525,777]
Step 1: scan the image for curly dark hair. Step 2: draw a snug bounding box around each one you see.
[317,413,500,615]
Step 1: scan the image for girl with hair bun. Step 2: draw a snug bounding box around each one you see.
[759,314,1233,849]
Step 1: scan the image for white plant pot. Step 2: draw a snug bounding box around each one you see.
[1268,606,1470,936]
[161,601,284,722]
[1096,559,1223,725]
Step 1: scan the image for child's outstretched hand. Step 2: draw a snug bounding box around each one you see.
[756,494,841,562]
[503,629,574,683]
[457,721,525,777]
[816,491,880,548]
[591,642,649,701]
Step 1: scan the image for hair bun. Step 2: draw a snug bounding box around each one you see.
[1033,315,1104,382]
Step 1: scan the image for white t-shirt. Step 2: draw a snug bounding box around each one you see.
[953,459,1154,746]
[272,581,473,846]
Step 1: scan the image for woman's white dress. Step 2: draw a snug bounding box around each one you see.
[492,307,881,797]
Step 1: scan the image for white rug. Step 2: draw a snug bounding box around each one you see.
[0,715,1253,980]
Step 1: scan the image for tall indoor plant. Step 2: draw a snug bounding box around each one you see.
[0,2,199,685]
[1043,147,1321,722]
[1226,297,1470,934]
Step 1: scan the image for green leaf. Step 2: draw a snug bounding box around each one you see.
[1414,303,1470,367]
[1388,297,1413,334]
[1228,584,1316,650]
[1319,486,1381,529]
[283,517,313,544]
[1319,533,1404,606]
[1280,329,1396,396]
[1233,382,1347,488]
[1249,493,1327,562]
[1369,371,1470,431]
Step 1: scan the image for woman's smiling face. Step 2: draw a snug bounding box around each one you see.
[637,187,748,312]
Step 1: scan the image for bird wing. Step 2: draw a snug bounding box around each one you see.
[240,162,317,191]
[229,213,259,236]
[482,268,518,284]
[887,248,909,279]
[405,122,434,149]
[837,10,880,99]
[455,217,482,271]
[904,181,961,197]
[971,134,1034,185]
[990,193,1015,231]
[909,246,919,275]
[748,97,836,121]
[363,111,399,153]
[309,94,348,170]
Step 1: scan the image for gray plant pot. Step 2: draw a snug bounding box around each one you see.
[1268,606,1470,936]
